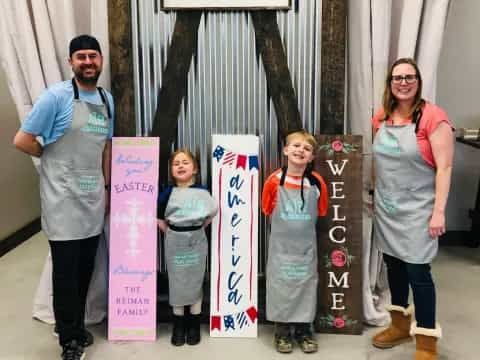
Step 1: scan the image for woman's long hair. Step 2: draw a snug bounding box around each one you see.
[382,58,424,125]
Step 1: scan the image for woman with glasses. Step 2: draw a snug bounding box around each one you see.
[371,58,454,360]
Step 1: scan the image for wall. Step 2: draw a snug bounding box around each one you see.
[437,0,480,230]
[131,2,325,271]
[0,64,40,240]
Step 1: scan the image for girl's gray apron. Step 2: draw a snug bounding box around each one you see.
[164,187,217,306]
[266,178,319,323]
[40,79,110,240]
[373,122,436,264]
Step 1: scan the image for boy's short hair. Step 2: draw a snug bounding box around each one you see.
[285,130,318,151]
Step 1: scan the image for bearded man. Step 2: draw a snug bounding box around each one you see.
[13,35,114,360]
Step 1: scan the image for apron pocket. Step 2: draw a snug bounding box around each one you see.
[69,169,104,203]
[274,253,315,281]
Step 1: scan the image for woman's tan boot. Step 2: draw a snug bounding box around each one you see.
[372,304,414,348]
[410,322,442,360]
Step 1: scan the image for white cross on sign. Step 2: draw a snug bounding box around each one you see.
[112,198,155,257]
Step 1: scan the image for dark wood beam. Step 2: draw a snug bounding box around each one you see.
[108,0,136,136]
[319,0,346,134]
[251,11,302,140]
[151,11,202,184]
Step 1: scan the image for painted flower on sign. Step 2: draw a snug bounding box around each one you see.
[324,246,355,268]
[318,313,358,329]
[331,140,344,152]
[333,317,346,328]
[331,249,347,267]
[318,140,358,156]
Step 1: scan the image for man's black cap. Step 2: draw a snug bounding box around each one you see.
[69,35,102,57]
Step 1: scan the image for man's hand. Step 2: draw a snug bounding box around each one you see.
[13,130,43,157]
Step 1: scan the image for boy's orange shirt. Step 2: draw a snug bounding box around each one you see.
[262,168,329,216]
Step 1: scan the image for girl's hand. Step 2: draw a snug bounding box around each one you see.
[429,210,446,239]
[157,219,167,233]
[203,217,213,228]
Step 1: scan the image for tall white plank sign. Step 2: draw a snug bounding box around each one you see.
[210,135,259,337]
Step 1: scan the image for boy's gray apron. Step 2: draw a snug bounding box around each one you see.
[266,180,319,323]
[40,79,109,240]
[164,187,217,306]
[373,122,436,264]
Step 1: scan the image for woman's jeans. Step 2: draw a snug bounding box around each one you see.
[383,253,436,329]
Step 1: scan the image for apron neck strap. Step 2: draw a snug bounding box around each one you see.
[97,87,112,119]
[71,78,79,100]
[279,166,288,186]
[71,78,111,119]
[280,165,319,211]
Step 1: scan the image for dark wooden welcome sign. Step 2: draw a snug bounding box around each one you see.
[315,135,363,335]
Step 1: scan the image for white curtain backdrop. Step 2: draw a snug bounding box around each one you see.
[0,0,111,325]
[347,0,451,326]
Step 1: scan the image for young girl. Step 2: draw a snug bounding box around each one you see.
[157,149,218,346]
[262,130,328,354]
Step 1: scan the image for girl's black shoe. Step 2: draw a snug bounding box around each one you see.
[186,314,201,345]
[171,315,186,346]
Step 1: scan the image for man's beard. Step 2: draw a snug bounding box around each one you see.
[73,66,102,86]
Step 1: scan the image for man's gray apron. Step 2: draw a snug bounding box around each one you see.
[266,178,319,323]
[373,122,437,264]
[40,79,109,240]
[164,187,217,306]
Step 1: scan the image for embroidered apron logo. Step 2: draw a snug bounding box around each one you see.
[78,175,99,192]
[173,251,200,267]
[82,112,109,135]
[280,199,312,221]
[279,263,309,280]
[374,132,401,155]
[177,199,206,217]
[379,192,398,214]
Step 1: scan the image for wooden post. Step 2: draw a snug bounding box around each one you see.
[108,0,136,137]
[319,0,346,135]
[251,11,302,140]
[150,11,202,184]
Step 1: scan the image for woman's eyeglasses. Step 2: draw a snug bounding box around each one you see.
[391,74,418,84]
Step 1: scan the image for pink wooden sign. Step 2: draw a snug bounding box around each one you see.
[108,137,159,341]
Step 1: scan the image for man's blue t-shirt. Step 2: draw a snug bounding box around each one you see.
[21,80,115,145]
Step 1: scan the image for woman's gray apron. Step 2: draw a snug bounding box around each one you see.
[266,181,319,323]
[40,80,109,240]
[164,187,217,306]
[373,123,436,264]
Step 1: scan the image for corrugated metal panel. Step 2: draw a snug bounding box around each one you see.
[132,0,323,272]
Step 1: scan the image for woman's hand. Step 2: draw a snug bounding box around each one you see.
[429,210,446,239]
[157,219,167,233]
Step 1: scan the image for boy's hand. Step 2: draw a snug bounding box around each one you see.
[157,219,167,233]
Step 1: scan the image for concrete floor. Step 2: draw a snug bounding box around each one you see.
[0,232,478,359]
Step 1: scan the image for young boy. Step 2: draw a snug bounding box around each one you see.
[262,130,328,353]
